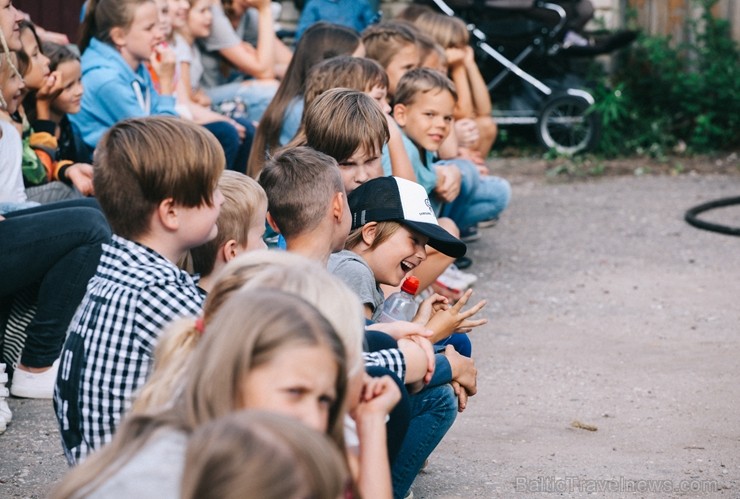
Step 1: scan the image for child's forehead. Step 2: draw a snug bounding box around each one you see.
[408,88,455,108]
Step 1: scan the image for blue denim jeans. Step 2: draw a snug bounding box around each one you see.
[0,199,111,367]
[203,118,255,174]
[391,383,458,499]
[438,158,512,231]
[205,80,279,123]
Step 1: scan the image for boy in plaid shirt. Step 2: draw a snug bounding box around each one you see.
[54,117,224,464]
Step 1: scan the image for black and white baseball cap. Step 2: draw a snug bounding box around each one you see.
[348,176,467,258]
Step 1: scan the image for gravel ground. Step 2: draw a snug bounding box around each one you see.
[2,167,739,498]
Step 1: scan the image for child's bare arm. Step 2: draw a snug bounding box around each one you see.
[217,0,275,79]
[352,375,400,499]
[463,46,492,117]
[397,336,435,386]
[447,47,474,119]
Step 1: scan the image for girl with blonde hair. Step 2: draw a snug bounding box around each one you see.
[52,287,348,499]
[134,250,400,499]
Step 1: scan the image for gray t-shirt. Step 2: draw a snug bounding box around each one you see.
[198,3,241,89]
[328,250,385,321]
[85,429,187,499]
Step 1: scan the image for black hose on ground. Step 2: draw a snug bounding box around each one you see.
[684,196,740,236]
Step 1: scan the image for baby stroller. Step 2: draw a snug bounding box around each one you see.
[418,0,634,154]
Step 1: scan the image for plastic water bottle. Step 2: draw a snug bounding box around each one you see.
[378,276,420,323]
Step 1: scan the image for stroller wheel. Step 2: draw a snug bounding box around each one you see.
[536,93,600,155]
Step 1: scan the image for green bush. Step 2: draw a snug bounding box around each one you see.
[593,0,739,157]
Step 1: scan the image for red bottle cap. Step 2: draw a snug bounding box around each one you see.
[401,276,420,296]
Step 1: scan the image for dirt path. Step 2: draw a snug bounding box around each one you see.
[413,172,740,498]
[2,168,739,498]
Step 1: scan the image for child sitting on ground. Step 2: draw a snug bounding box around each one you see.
[53,116,224,464]
[189,170,267,292]
[331,175,485,497]
[16,22,93,202]
[126,250,399,499]
[412,11,498,160]
[52,287,353,498]
[294,86,472,298]
[390,68,511,242]
[72,0,178,160]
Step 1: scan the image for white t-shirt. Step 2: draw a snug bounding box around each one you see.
[0,120,27,204]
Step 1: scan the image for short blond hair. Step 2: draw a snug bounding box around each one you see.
[190,171,267,277]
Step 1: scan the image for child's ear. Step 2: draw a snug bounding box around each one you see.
[109,26,128,49]
[221,239,240,263]
[265,211,281,234]
[360,221,378,246]
[332,191,346,222]
[157,198,179,231]
[393,103,408,127]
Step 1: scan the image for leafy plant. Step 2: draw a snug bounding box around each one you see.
[592,0,739,156]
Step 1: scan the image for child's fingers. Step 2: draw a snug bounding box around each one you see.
[460,318,488,330]
[460,299,487,319]
[451,288,474,312]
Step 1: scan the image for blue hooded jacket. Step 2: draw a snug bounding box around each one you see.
[70,38,177,154]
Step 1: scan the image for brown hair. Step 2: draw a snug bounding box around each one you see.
[345,220,402,251]
[79,0,153,53]
[190,171,267,277]
[294,88,389,165]
[416,32,447,70]
[258,146,343,239]
[361,21,418,69]
[181,411,348,499]
[413,11,470,48]
[303,56,388,110]
[93,116,224,239]
[392,67,458,107]
[247,23,361,177]
[52,288,348,499]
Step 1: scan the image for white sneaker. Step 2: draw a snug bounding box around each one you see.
[10,359,59,399]
[0,413,6,434]
[0,363,12,424]
[435,265,478,296]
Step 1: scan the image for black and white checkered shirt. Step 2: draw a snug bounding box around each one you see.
[54,235,204,464]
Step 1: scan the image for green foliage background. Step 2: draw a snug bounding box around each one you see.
[592,0,739,157]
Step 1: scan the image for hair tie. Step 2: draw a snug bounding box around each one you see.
[194,317,205,334]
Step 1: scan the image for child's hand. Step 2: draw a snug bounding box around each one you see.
[445,344,477,404]
[366,320,433,341]
[451,380,469,412]
[434,165,462,202]
[36,70,63,101]
[151,44,176,92]
[353,374,401,419]
[425,288,487,342]
[454,118,480,148]
[66,163,95,196]
[413,293,449,325]
[445,47,466,67]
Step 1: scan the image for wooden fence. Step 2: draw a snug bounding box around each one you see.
[626,0,739,42]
